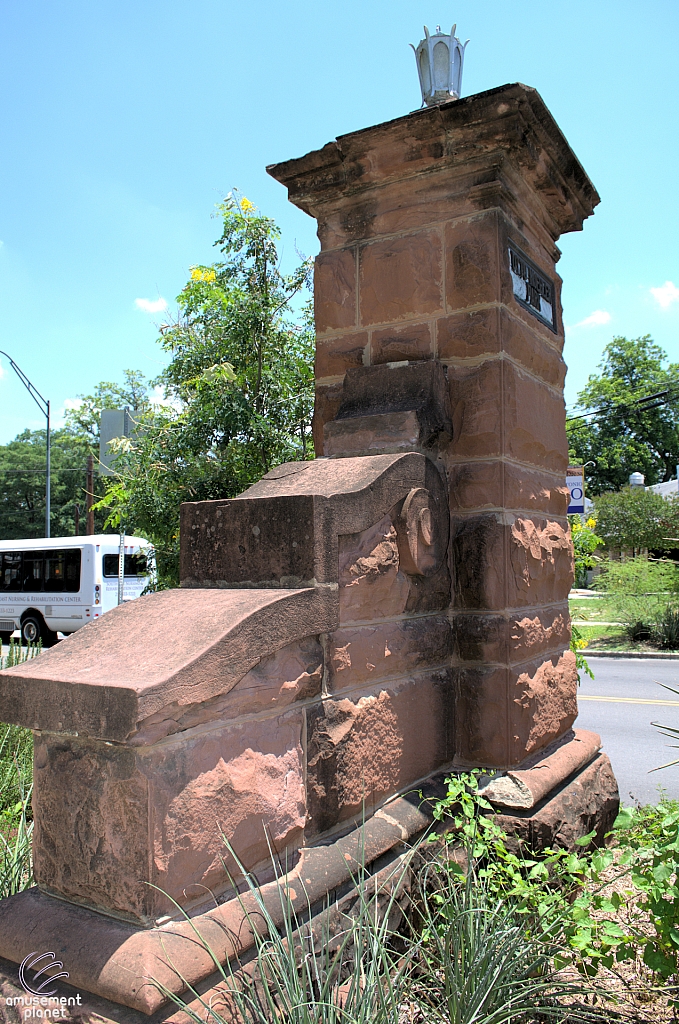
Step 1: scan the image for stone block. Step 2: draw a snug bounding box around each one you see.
[454,649,577,767]
[132,637,323,745]
[315,249,357,333]
[452,603,570,665]
[313,381,343,455]
[494,752,620,851]
[338,513,410,624]
[499,307,566,388]
[33,712,306,924]
[359,232,443,326]
[451,512,573,610]
[448,360,503,460]
[445,213,501,310]
[482,729,601,809]
[328,615,453,692]
[447,461,570,517]
[447,359,568,470]
[437,307,500,360]
[371,321,433,364]
[315,331,368,379]
[305,671,453,836]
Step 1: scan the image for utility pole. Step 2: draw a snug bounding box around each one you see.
[0,350,51,537]
[74,504,80,537]
[86,454,95,535]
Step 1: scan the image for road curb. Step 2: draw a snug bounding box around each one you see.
[585,651,679,660]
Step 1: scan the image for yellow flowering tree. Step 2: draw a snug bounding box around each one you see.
[99,193,314,585]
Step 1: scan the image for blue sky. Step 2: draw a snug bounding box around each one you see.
[0,0,677,442]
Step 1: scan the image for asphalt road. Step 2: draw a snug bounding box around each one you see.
[578,657,679,805]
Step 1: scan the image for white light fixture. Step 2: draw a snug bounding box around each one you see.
[411,24,469,107]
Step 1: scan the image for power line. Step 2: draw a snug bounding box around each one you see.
[566,383,679,425]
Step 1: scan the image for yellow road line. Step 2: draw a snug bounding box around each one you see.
[579,695,679,706]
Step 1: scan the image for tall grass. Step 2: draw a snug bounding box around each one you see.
[0,640,39,899]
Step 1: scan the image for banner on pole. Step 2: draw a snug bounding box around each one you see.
[567,467,585,514]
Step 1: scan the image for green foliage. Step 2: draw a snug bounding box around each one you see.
[567,336,679,493]
[570,624,594,682]
[0,371,151,539]
[593,488,679,552]
[569,515,603,587]
[98,194,315,587]
[593,556,679,647]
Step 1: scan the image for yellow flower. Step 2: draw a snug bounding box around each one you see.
[240,197,255,213]
[586,517,597,529]
[190,267,216,283]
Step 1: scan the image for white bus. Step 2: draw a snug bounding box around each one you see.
[0,535,152,646]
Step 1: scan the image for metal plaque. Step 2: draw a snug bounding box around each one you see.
[508,243,556,332]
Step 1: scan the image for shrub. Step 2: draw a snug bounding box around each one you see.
[569,516,603,588]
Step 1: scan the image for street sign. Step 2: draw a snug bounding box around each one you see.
[567,466,585,514]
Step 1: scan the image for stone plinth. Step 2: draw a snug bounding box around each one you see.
[268,82,601,769]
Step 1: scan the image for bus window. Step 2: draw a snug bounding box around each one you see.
[44,549,81,593]
[1,553,22,592]
[103,553,148,578]
[22,553,44,592]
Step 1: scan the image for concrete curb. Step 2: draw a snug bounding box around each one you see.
[585,650,679,660]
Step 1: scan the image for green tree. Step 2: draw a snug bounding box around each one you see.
[0,372,151,540]
[593,488,679,552]
[567,336,679,494]
[99,194,314,586]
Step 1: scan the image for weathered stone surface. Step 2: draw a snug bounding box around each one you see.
[451,512,573,610]
[453,604,570,665]
[132,637,323,745]
[34,715,305,925]
[143,711,305,917]
[0,586,338,741]
[359,232,443,326]
[33,736,151,922]
[314,248,356,332]
[447,460,570,516]
[447,359,568,470]
[445,213,501,310]
[316,330,368,379]
[338,513,410,624]
[454,650,577,768]
[328,616,452,692]
[481,728,600,809]
[494,752,620,851]
[306,672,453,836]
[371,321,433,364]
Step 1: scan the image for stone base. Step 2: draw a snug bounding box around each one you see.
[0,756,618,1020]
[493,752,620,850]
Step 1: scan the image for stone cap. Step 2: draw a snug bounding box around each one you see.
[0,587,336,741]
[180,451,447,588]
[268,82,599,237]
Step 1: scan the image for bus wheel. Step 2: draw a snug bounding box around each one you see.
[21,615,58,648]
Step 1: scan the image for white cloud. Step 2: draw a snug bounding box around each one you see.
[572,310,611,329]
[63,398,83,412]
[135,296,168,314]
[650,281,679,310]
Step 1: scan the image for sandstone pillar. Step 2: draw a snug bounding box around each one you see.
[269,82,600,769]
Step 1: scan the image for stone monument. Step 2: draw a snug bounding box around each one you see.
[0,69,618,1017]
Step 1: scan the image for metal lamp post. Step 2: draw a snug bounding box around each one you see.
[0,351,51,538]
